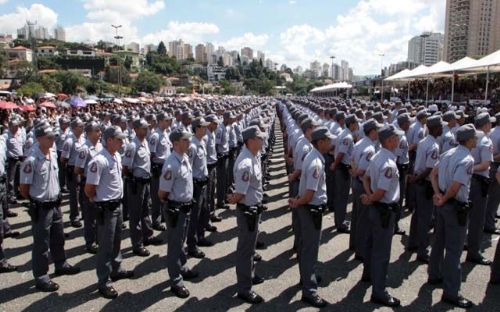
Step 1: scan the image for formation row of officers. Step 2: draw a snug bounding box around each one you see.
[0,102,276,303]
[281,99,500,309]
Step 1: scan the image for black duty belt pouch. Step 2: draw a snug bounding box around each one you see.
[419,180,433,200]
[373,202,398,229]
[306,204,326,230]
[339,163,351,180]
[452,199,472,227]
[237,203,263,232]
[151,163,161,178]
[473,174,492,197]
[66,166,74,181]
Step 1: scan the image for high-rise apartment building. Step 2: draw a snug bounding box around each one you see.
[128,42,140,53]
[54,26,66,42]
[444,0,500,63]
[34,26,50,40]
[195,44,206,63]
[168,39,184,59]
[407,32,444,66]
[241,47,254,60]
[257,51,265,62]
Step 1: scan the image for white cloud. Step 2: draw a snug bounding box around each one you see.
[82,0,165,20]
[0,4,58,36]
[0,0,10,4]
[218,33,270,51]
[141,22,220,46]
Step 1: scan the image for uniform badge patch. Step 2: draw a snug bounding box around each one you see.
[23,163,32,173]
[125,150,131,157]
[490,145,494,153]
[187,149,192,157]
[399,141,405,149]
[342,138,349,146]
[90,162,98,173]
[301,152,307,161]
[431,150,438,160]
[365,152,372,162]
[150,138,156,145]
[164,169,172,180]
[312,166,320,179]
[418,132,424,139]
[384,167,393,179]
[79,150,86,159]
[216,133,221,139]
[63,144,69,151]
[242,171,250,182]
[467,166,473,175]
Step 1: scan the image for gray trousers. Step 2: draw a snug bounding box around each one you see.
[333,166,351,226]
[57,152,66,190]
[81,185,97,248]
[150,172,163,226]
[0,188,6,267]
[491,231,500,282]
[164,204,190,288]
[32,205,68,285]
[236,205,260,294]
[187,183,207,252]
[350,178,364,250]
[216,156,228,206]
[485,168,500,231]
[290,179,301,250]
[297,206,322,298]
[408,183,433,258]
[324,154,335,210]
[363,206,395,300]
[67,170,81,222]
[467,178,488,259]
[96,205,123,289]
[122,179,129,220]
[128,181,154,250]
[206,166,216,224]
[352,178,369,259]
[6,158,20,201]
[428,202,467,300]
[396,165,408,225]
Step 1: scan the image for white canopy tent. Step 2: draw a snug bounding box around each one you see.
[310,82,353,96]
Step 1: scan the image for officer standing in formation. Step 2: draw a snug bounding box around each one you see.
[485,112,500,234]
[5,118,25,204]
[289,126,333,308]
[158,129,198,299]
[228,125,266,304]
[20,125,80,292]
[394,113,411,234]
[204,114,222,226]
[216,111,233,209]
[429,124,477,309]
[84,126,134,299]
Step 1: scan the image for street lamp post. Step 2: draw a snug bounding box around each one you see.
[111,25,123,96]
[379,53,385,102]
[330,56,335,82]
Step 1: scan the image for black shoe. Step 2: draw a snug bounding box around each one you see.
[99,285,118,299]
[153,223,166,231]
[441,294,473,309]
[4,231,20,238]
[111,270,134,282]
[210,215,222,222]
[370,295,401,307]
[301,294,328,308]
[394,228,406,235]
[253,252,262,262]
[238,290,263,304]
[299,275,323,285]
[86,244,98,254]
[252,275,265,285]
[256,241,266,250]
[354,255,364,261]
[55,265,81,276]
[6,210,18,217]
[64,233,70,238]
[428,277,443,285]
[217,204,230,209]
[133,248,150,257]
[417,255,430,264]
[261,205,269,211]
[181,270,199,280]
[337,224,350,233]
[122,223,127,229]
[490,279,500,285]
[197,238,214,247]
[188,249,205,259]
[484,228,500,235]
[144,237,162,246]
[171,285,190,298]
[262,198,268,204]
[61,188,69,194]
[466,256,492,266]
[0,263,18,273]
[71,220,82,228]
[407,246,417,252]
[36,281,59,292]
[8,199,17,205]
[205,225,218,232]
[463,244,468,251]
[361,276,371,283]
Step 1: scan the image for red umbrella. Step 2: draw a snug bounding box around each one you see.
[40,101,57,108]
[57,93,68,99]
[0,101,19,109]
[21,105,35,112]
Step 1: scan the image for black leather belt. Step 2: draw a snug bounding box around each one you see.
[95,199,121,210]
[167,200,193,213]
[373,202,399,211]
[32,195,62,209]
[135,176,151,183]
[7,157,22,162]
[207,163,217,170]
[194,178,208,186]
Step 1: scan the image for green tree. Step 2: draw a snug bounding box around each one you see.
[95,40,107,51]
[37,56,61,70]
[16,82,45,97]
[40,74,62,93]
[132,71,164,93]
[124,56,132,70]
[217,56,224,67]
[52,70,88,94]
[157,41,167,55]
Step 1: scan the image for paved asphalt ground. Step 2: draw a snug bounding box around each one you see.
[1,124,500,311]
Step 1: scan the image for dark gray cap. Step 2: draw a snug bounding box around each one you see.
[169,129,192,142]
[372,112,384,121]
[335,112,346,121]
[84,121,101,132]
[311,126,335,141]
[456,111,468,118]
[223,111,235,119]
[103,126,127,140]
[59,116,70,124]
[363,119,382,132]
[300,118,321,133]
[427,115,446,127]
[181,111,193,120]
[132,119,149,129]
[35,126,57,138]
[249,118,267,129]
[8,118,20,127]
[242,125,266,141]
[157,113,173,121]
[397,113,411,125]
[474,112,496,127]
[192,117,210,128]
[71,118,85,128]
[456,124,477,141]
[146,114,157,122]
[345,114,360,126]
[416,110,431,120]
[442,111,459,122]
[378,125,404,141]
[205,114,220,124]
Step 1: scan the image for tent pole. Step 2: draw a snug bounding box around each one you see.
[485,67,490,101]
[407,80,410,102]
[451,71,455,103]
[426,76,429,105]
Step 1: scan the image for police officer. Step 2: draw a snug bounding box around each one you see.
[20,125,80,292]
[467,112,495,265]
[85,126,134,299]
[228,125,266,304]
[332,114,359,233]
[60,118,86,228]
[204,114,221,226]
[56,116,70,193]
[123,119,161,257]
[215,111,233,209]
[428,124,476,309]
[408,115,443,263]
[485,112,500,234]
[361,125,402,308]
[394,113,410,234]
[440,111,459,154]
[75,121,103,254]
[491,164,500,285]
[158,129,198,299]
[186,117,212,258]
[5,118,25,204]
[149,113,172,231]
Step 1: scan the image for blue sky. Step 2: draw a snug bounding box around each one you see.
[0,0,446,75]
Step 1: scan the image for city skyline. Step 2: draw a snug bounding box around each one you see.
[0,0,446,75]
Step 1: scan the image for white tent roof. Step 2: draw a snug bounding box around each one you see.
[395,65,429,79]
[310,82,353,92]
[447,56,478,72]
[384,69,412,81]
[417,61,451,77]
[459,49,500,71]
